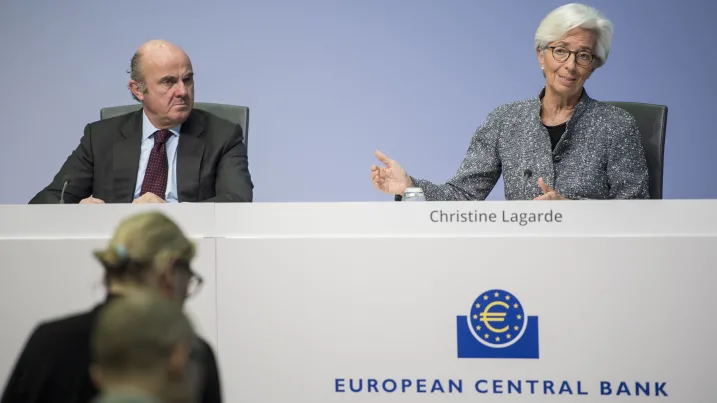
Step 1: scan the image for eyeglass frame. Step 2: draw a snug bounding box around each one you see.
[106,253,204,298]
[173,261,204,298]
[547,46,596,67]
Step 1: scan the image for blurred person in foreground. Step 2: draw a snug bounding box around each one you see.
[90,290,196,403]
[371,3,649,201]
[29,39,253,204]
[0,211,222,403]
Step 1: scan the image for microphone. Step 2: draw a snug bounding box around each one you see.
[522,169,533,200]
[60,175,72,204]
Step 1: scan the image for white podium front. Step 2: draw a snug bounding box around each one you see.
[214,201,717,402]
[1,201,716,402]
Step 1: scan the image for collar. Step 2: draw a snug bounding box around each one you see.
[537,86,589,102]
[93,389,161,403]
[142,110,182,141]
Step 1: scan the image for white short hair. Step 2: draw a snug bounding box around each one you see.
[534,3,614,68]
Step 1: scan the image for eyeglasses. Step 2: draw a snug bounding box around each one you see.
[174,262,204,298]
[186,270,204,298]
[548,46,595,67]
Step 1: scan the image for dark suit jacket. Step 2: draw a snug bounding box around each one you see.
[0,297,223,403]
[29,109,253,203]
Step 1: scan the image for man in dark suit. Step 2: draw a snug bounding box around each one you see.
[29,39,252,204]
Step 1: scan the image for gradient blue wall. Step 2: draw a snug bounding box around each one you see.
[1,0,715,203]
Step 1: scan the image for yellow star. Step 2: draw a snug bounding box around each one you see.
[517,315,522,320]
[507,334,512,339]
[473,314,478,320]
[505,295,511,300]
[483,295,489,300]
[514,326,519,331]
[475,325,481,331]
[475,303,481,309]
[513,303,519,309]
[495,336,500,342]
[494,292,499,298]
[484,334,489,339]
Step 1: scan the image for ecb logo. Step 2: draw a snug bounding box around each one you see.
[456,289,539,359]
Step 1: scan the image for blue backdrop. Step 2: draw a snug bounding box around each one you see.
[1,0,714,202]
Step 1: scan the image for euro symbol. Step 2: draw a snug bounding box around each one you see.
[479,301,509,333]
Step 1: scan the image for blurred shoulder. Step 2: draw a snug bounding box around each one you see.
[22,309,96,359]
[32,309,95,343]
[195,336,219,361]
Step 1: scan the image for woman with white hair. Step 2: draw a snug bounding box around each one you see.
[371,3,650,200]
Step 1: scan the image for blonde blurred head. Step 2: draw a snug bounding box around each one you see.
[93,211,199,303]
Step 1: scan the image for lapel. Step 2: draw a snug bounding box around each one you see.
[113,111,143,203]
[524,88,592,196]
[177,110,207,202]
[554,88,591,153]
[524,94,554,196]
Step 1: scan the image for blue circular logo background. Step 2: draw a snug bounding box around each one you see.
[468,289,527,348]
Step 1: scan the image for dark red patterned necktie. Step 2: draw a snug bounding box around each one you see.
[140,129,171,199]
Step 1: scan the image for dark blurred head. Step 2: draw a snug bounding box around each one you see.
[90,290,196,403]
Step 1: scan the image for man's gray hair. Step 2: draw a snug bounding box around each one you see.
[128,51,147,103]
[534,3,614,68]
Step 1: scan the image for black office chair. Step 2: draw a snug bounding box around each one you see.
[604,101,668,199]
[100,102,250,150]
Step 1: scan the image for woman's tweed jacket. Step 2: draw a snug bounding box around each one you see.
[412,89,650,200]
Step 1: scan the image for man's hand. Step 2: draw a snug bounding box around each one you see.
[534,178,568,200]
[133,192,166,204]
[79,197,105,204]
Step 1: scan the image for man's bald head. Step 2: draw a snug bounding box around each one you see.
[130,40,187,92]
[128,40,194,128]
[140,39,185,54]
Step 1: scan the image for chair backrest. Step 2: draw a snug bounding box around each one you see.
[100,102,250,149]
[604,101,668,199]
